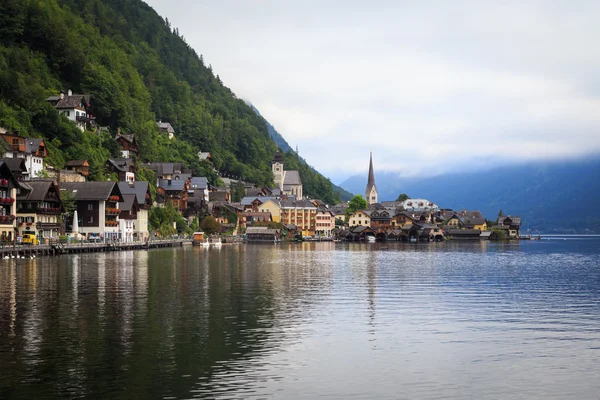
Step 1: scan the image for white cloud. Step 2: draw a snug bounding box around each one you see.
[146,0,600,180]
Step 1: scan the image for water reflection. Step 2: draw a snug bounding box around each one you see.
[0,241,599,399]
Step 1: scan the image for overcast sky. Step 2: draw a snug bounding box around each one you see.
[146,0,600,183]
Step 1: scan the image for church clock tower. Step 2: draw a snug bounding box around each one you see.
[365,152,378,205]
[272,150,285,190]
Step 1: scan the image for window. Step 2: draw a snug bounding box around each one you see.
[88,204,93,210]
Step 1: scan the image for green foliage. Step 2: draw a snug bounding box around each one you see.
[200,216,221,236]
[149,202,188,236]
[60,189,77,216]
[490,228,507,240]
[396,193,410,202]
[0,0,343,200]
[231,181,245,203]
[346,195,368,216]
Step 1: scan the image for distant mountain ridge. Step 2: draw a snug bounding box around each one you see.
[339,157,600,233]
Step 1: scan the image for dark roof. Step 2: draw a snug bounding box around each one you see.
[447,229,482,235]
[279,199,316,209]
[66,160,89,167]
[246,227,280,235]
[158,179,186,191]
[0,158,27,173]
[16,181,54,201]
[119,194,138,212]
[241,196,278,206]
[116,134,136,143]
[0,161,24,187]
[245,188,263,197]
[463,217,486,227]
[189,177,208,190]
[145,162,189,176]
[106,158,134,172]
[53,94,88,109]
[209,191,229,202]
[26,138,44,154]
[366,151,376,194]
[118,181,150,205]
[60,182,117,201]
[272,150,284,163]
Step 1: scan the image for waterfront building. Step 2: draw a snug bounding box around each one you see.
[118,181,152,241]
[315,209,335,236]
[0,161,21,242]
[60,182,123,240]
[365,152,378,205]
[16,180,64,240]
[497,215,522,237]
[348,210,371,227]
[280,199,317,236]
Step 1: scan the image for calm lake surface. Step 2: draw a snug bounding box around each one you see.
[1,238,600,399]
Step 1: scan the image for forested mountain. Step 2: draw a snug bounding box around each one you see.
[339,157,600,233]
[0,0,341,203]
[250,105,353,201]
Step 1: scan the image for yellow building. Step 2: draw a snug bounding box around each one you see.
[280,199,317,236]
[258,199,282,223]
[348,210,371,227]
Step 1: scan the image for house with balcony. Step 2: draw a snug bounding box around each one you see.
[0,161,21,242]
[156,177,190,212]
[118,181,152,242]
[118,194,139,243]
[1,130,48,179]
[46,90,94,131]
[315,209,335,236]
[16,181,64,240]
[105,158,136,182]
[60,182,123,240]
[115,132,138,158]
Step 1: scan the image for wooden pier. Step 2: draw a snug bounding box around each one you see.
[0,239,193,259]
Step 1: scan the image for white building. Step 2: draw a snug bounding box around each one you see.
[46,90,93,131]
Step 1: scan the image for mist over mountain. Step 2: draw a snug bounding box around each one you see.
[339,157,600,233]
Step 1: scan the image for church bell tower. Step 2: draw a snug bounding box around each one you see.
[365,152,378,205]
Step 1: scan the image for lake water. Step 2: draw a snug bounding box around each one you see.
[1,238,600,399]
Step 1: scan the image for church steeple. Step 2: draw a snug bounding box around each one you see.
[365,152,378,205]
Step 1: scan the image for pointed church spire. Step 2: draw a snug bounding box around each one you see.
[365,152,378,205]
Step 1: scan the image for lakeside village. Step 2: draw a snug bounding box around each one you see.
[0,90,523,246]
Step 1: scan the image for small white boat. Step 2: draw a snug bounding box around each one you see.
[366,236,376,243]
[210,238,222,247]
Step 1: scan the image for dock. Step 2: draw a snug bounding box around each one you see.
[0,239,193,259]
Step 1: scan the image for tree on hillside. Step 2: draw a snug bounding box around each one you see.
[231,181,245,202]
[201,216,221,236]
[396,193,410,202]
[346,195,368,216]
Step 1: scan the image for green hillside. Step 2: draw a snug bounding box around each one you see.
[0,0,340,203]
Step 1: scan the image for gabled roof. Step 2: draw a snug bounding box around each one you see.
[118,181,150,206]
[0,158,27,173]
[66,160,89,167]
[240,196,278,206]
[16,181,56,202]
[0,161,22,187]
[53,94,89,109]
[189,177,208,190]
[60,182,117,201]
[106,158,134,173]
[283,170,302,186]
[119,194,138,212]
[116,134,136,143]
[26,138,44,154]
[157,121,175,133]
[158,179,186,191]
